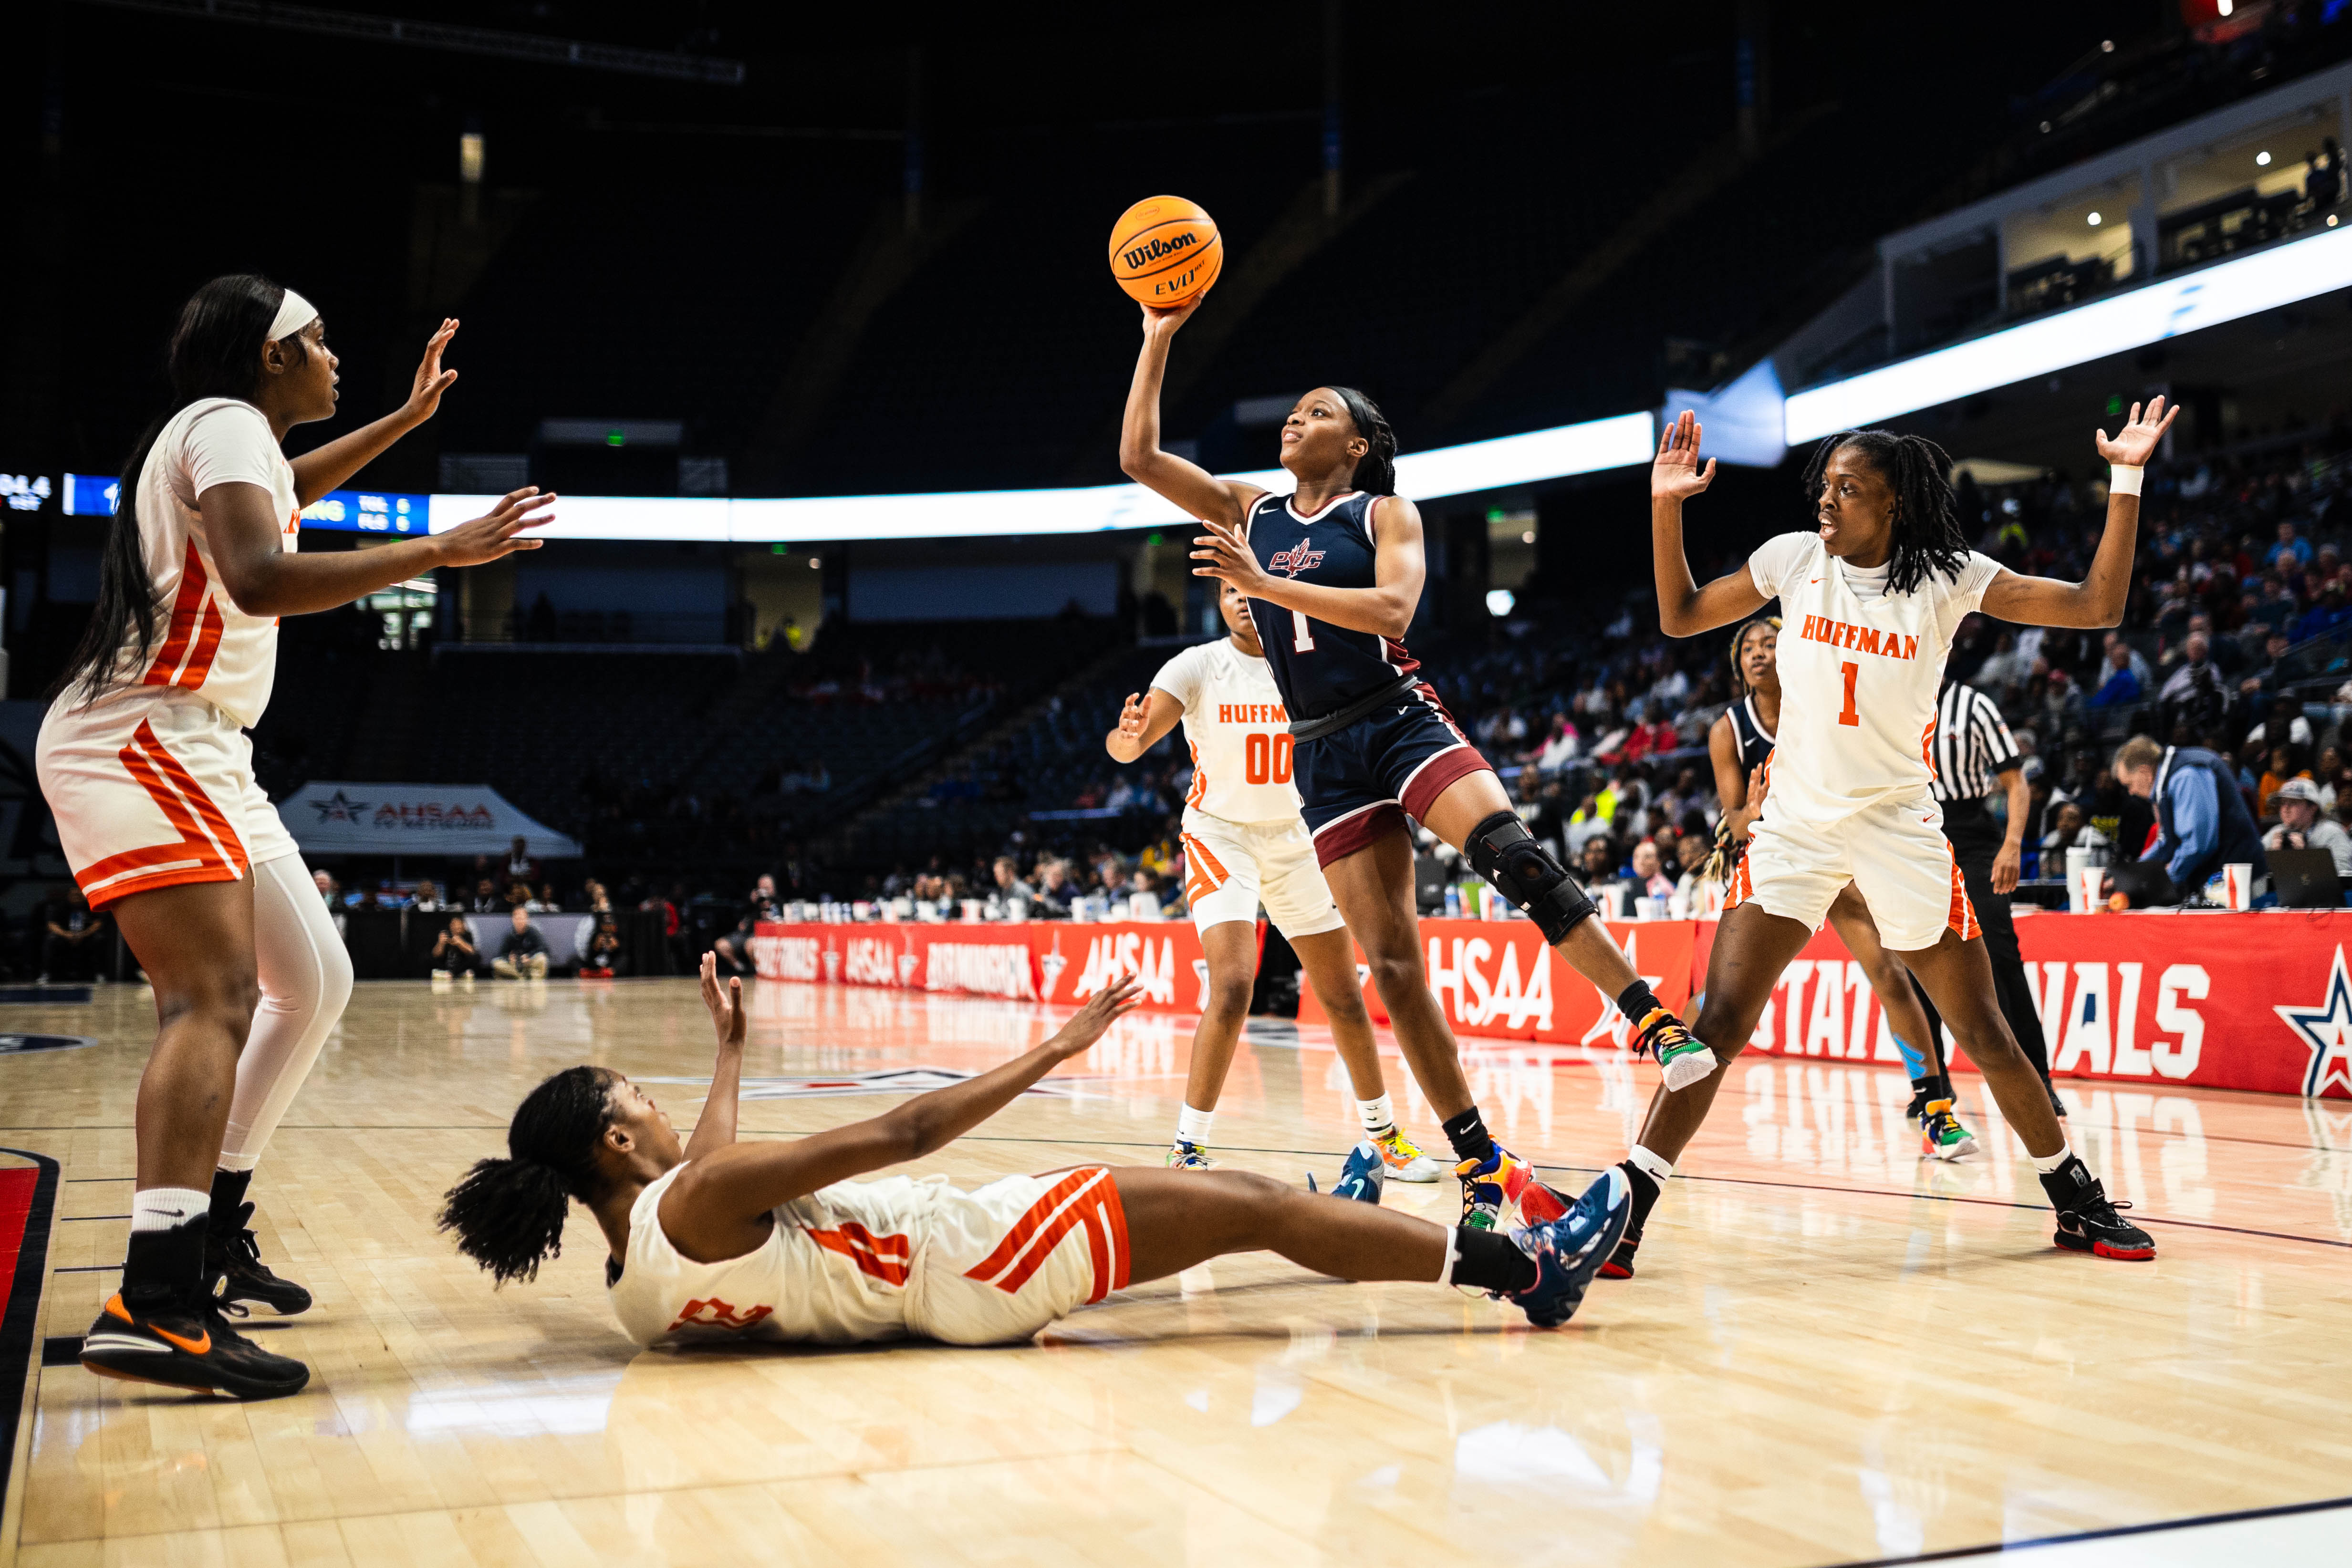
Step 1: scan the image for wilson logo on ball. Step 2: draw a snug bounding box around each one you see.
[1120,232,1198,270]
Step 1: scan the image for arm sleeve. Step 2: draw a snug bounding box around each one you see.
[1149,647,1204,712]
[1746,533,1811,600]
[2162,771,2219,883]
[181,403,285,497]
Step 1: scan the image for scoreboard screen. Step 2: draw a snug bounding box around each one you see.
[61,476,427,535]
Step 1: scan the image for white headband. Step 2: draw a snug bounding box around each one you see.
[267,288,318,343]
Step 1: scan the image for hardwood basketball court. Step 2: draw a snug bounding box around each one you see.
[1,976,2347,1566]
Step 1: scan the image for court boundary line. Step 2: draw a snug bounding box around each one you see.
[0,1147,61,1558]
[1815,1491,2352,1566]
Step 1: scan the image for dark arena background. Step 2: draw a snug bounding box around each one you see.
[1,2,2350,1564]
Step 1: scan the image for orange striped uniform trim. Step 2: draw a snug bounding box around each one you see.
[962,1166,1128,1305]
[141,541,227,692]
[1946,848,1980,941]
[1181,831,1230,907]
[1185,741,1207,809]
[804,1221,912,1287]
[1920,717,1938,779]
[74,718,250,909]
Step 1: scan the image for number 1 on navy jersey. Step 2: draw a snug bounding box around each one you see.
[1291,610,1315,653]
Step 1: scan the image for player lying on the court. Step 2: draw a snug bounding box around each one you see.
[441,957,1630,1346]
[1612,403,2176,1273]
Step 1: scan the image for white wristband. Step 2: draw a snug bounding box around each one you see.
[2110,464,2144,497]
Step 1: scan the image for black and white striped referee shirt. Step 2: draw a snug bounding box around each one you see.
[1929,681,2022,804]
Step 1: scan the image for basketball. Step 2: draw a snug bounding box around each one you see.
[1107,195,1223,307]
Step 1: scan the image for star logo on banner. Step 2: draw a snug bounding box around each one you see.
[2273,944,2352,1100]
[1038,935,1069,1000]
[310,790,367,823]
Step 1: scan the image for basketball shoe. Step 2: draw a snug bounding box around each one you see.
[1506,1167,1632,1329]
[1165,1139,1217,1171]
[81,1292,310,1401]
[1456,1144,1537,1232]
[1633,1007,1717,1091]
[1917,1099,1979,1162]
[1319,1141,1385,1204]
[2040,1156,2156,1259]
[1372,1126,1445,1183]
[206,1201,313,1316]
[1597,1160,1662,1280]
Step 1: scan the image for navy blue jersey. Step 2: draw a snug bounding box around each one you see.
[1726,696,1775,779]
[1244,490,1420,722]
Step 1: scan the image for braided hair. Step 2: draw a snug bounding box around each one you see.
[1328,386,1397,496]
[1800,429,1969,596]
[1726,615,1782,698]
[1705,614,1786,887]
[438,1065,619,1286]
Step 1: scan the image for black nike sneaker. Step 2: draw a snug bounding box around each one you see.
[2039,1156,2155,1260]
[206,1201,314,1316]
[80,1292,311,1400]
[1598,1159,1660,1280]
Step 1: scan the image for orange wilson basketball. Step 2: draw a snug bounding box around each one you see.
[1107,196,1223,307]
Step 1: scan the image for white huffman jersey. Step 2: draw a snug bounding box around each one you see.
[1150,637,1299,826]
[1747,531,2001,828]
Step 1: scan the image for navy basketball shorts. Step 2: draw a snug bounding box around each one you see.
[1295,684,1495,867]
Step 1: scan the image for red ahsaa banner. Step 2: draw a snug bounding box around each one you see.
[1288,918,1695,1049]
[750,921,1223,1015]
[1692,911,2352,1100]
[753,912,2352,1099]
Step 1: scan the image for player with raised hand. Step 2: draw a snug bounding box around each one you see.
[442,956,1635,1344]
[1106,578,1444,1179]
[1613,403,2177,1271]
[1118,296,1712,1242]
[45,275,555,1400]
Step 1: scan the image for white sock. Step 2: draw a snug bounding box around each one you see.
[1627,1143,1674,1182]
[1176,1104,1215,1145]
[131,1187,210,1232]
[1357,1093,1396,1138]
[2029,1141,2073,1174]
[1434,1229,1458,1287]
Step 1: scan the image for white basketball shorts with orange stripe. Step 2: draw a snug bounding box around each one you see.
[903,1167,1133,1345]
[35,686,296,910]
[1726,788,1977,953]
[1178,808,1347,940]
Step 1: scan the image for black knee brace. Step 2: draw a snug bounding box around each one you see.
[1464,810,1597,944]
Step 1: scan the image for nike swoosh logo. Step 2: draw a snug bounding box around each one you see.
[151,1208,187,1219]
[153,1323,211,1356]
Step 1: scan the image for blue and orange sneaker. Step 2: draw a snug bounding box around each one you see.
[1455,1143,1538,1232]
[1506,1167,1632,1329]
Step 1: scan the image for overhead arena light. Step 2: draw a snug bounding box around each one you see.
[1784,225,2352,444]
[426,410,1657,543]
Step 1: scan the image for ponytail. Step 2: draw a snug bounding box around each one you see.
[438,1065,618,1286]
[51,274,291,705]
[1330,386,1398,497]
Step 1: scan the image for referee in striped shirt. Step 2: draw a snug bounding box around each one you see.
[1913,680,2066,1118]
